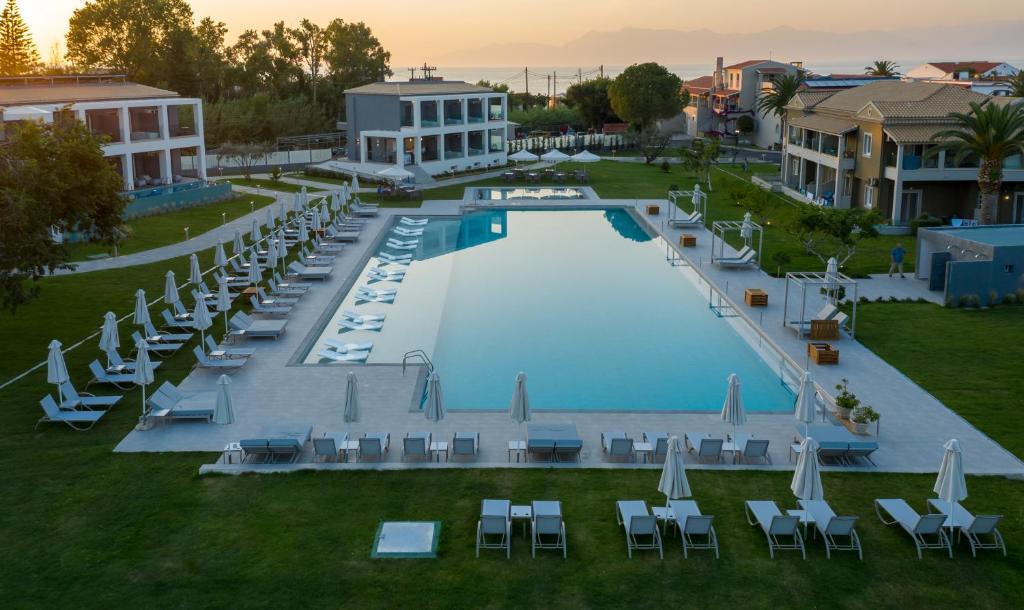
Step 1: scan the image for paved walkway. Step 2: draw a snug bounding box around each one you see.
[114,195,1024,478]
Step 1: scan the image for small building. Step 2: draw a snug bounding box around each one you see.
[905,61,1020,97]
[343,80,508,177]
[0,74,207,192]
[916,225,1024,304]
[781,80,1024,223]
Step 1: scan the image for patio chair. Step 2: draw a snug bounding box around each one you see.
[268,437,304,463]
[287,262,332,280]
[616,500,663,559]
[160,309,195,329]
[452,432,479,460]
[300,244,335,265]
[256,287,299,306]
[666,499,719,559]
[267,278,307,299]
[644,432,670,463]
[249,295,293,317]
[477,499,512,558]
[531,500,566,558]
[104,347,161,374]
[142,321,192,343]
[324,226,359,242]
[273,272,312,291]
[696,438,724,464]
[350,198,379,217]
[602,432,634,462]
[172,300,192,319]
[313,433,349,463]
[403,432,431,461]
[740,439,772,464]
[204,335,256,359]
[800,500,862,560]
[229,312,287,339]
[87,360,135,390]
[874,498,951,559]
[59,381,121,410]
[240,439,272,463]
[192,346,248,371]
[816,441,850,465]
[745,500,806,559]
[313,235,346,253]
[715,246,758,268]
[554,439,582,462]
[146,389,214,422]
[927,500,1006,557]
[36,395,106,430]
[358,433,390,461]
[527,439,555,462]
[131,331,183,357]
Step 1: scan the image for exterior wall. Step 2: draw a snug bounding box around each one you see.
[345,94,401,160]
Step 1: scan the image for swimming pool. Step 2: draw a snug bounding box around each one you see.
[475,187,587,200]
[305,209,795,411]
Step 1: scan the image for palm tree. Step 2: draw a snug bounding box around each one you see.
[931,101,1024,224]
[755,73,804,148]
[1007,72,1024,98]
[864,60,900,77]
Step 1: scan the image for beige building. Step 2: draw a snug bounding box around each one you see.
[782,81,1024,225]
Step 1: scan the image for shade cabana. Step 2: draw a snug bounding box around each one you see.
[668,186,707,226]
[709,220,763,265]
[782,271,859,338]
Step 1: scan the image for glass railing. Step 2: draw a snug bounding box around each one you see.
[468,147,485,156]
[468,115,485,123]
[488,112,504,121]
[444,116,463,125]
[421,118,439,127]
[444,149,464,159]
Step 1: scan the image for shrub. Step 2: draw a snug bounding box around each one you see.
[1002,293,1018,305]
[851,405,880,424]
[909,213,943,235]
[660,159,671,173]
[989,290,1000,306]
[270,166,283,183]
[736,114,755,134]
[959,293,981,308]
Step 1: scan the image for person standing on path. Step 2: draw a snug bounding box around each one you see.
[889,243,906,278]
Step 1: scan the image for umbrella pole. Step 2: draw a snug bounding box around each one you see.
[140,384,147,422]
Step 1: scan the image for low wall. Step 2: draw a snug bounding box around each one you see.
[184,148,334,172]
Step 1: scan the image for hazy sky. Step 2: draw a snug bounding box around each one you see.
[23,0,1022,67]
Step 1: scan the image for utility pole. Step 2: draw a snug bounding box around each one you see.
[546,74,550,100]
[553,71,557,105]
[578,67,582,85]
[408,67,416,80]
[525,67,529,95]
[600,64,604,78]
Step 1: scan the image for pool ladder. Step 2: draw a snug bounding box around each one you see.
[402,350,434,376]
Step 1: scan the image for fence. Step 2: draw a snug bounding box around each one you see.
[183,148,334,172]
[508,133,627,154]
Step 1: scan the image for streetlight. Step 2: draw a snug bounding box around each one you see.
[221,212,227,225]
[184,226,190,241]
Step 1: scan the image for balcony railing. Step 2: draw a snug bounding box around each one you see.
[444,115,463,126]
[444,149,464,159]
[488,111,504,121]
[468,115,485,124]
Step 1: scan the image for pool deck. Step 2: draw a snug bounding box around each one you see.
[115,195,1024,478]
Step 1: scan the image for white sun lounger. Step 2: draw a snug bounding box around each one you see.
[393,227,424,237]
[342,310,385,323]
[659,499,719,559]
[669,211,703,227]
[401,217,428,226]
[799,499,862,560]
[715,246,758,267]
[287,262,332,280]
[323,339,373,353]
[745,500,805,559]
[874,498,951,559]
[385,241,418,251]
[37,395,106,430]
[616,500,663,559]
[927,499,1006,557]
[367,268,406,282]
[229,312,287,339]
[378,251,412,263]
[317,349,370,362]
[339,318,384,331]
[193,346,248,371]
[477,499,512,558]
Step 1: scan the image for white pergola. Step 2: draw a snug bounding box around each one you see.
[667,188,707,226]
[709,219,763,265]
[782,271,859,338]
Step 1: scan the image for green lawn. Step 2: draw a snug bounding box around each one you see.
[65,194,276,261]
[855,302,1024,459]
[420,160,910,277]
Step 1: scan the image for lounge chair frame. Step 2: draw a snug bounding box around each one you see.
[745,501,806,559]
[875,498,951,559]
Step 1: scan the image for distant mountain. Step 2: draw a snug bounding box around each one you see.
[437,23,1024,67]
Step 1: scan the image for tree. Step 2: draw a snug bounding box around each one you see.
[0,0,39,75]
[0,120,125,312]
[323,19,391,119]
[680,138,721,190]
[789,206,882,266]
[203,95,332,147]
[290,20,327,105]
[1007,71,1024,98]
[864,60,900,77]
[476,80,510,93]
[729,183,773,226]
[930,101,1024,224]
[755,73,803,147]
[215,142,274,179]
[65,0,194,84]
[736,114,755,135]
[607,63,682,133]
[563,77,619,129]
[193,17,228,101]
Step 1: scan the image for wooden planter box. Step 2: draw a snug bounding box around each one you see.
[679,234,697,247]
[646,204,660,215]
[809,319,839,340]
[807,342,839,365]
[744,288,768,307]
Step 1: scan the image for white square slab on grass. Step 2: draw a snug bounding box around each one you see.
[371,521,441,558]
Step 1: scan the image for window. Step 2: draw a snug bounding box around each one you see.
[863,185,875,209]
[862,133,873,157]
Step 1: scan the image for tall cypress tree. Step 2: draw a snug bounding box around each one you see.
[0,0,39,76]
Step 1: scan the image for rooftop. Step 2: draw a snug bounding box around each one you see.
[0,77,179,106]
[725,59,769,70]
[807,81,989,119]
[926,61,1008,74]
[925,225,1024,247]
[681,75,714,93]
[344,80,494,96]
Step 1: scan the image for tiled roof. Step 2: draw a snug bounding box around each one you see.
[725,59,769,70]
[790,90,837,109]
[928,61,1004,75]
[712,89,740,97]
[344,81,493,96]
[756,67,787,74]
[681,75,714,92]
[789,114,857,135]
[0,82,178,105]
[883,124,962,143]
[817,81,987,117]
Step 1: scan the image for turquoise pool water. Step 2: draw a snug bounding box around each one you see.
[307,209,794,411]
[476,187,586,200]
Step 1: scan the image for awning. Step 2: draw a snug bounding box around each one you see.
[788,114,857,135]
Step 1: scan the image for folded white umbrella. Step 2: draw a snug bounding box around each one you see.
[47,339,70,406]
[299,186,309,209]
[341,183,350,202]
[351,175,360,192]
[570,149,600,163]
[720,373,746,441]
[216,277,231,331]
[794,371,816,436]
[251,218,262,243]
[276,230,288,273]
[311,210,322,232]
[740,212,754,243]
[266,206,275,230]
[320,202,330,223]
[509,149,539,163]
[163,270,180,306]
[509,372,531,424]
[189,253,202,286]
[934,439,968,527]
[192,298,213,346]
[344,371,359,422]
[99,311,120,367]
[292,192,302,214]
[691,184,702,206]
[266,237,278,270]
[791,437,824,501]
[331,191,341,212]
[247,250,262,286]
[214,239,227,268]
[133,289,151,326]
[278,203,287,225]
[658,436,692,503]
[424,372,445,422]
[298,216,308,243]
[134,338,155,420]
[213,374,235,425]
[233,229,245,256]
[825,257,840,304]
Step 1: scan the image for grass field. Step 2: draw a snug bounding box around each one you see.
[419,160,911,277]
[65,194,276,261]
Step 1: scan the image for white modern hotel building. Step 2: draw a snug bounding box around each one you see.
[343,80,508,176]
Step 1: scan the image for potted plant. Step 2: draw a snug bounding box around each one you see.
[833,378,859,419]
[851,405,879,434]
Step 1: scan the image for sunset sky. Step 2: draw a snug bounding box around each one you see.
[22,0,1022,67]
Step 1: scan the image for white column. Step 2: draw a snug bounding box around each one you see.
[395,137,401,166]
[160,149,172,184]
[814,162,823,201]
[119,106,131,145]
[360,136,368,163]
[462,129,469,162]
[892,144,905,223]
[835,136,846,207]
[160,104,170,140]
[413,100,421,128]
[798,158,806,191]
[194,102,207,180]
[414,136,422,166]
[122,153,134,191]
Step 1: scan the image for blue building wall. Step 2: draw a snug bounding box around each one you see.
[945,245,1024,305]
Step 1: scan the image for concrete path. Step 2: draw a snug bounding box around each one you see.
[115,195,1024,478]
